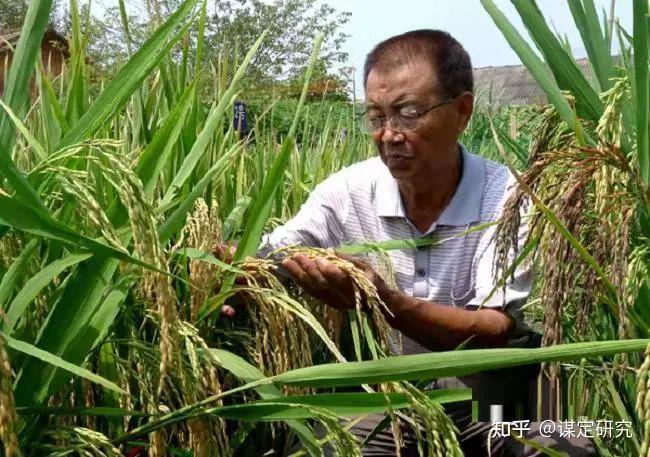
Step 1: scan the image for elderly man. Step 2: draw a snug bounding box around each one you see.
[237,30,595,456]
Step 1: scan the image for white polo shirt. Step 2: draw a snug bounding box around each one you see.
[261,144,533,354]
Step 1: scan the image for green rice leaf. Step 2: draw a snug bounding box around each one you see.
[16,406,147,417]
[222,196,252,239]
[57,0,199,149]
[13,257,121,407]
[0,195,164,274]
[159,31,267,208]
[4,252,92,334]
[337,221,499,255]
[234,34,323,261]
[480,0,581,136]
[0,239,38,308]
[272,339,650,388]
[211,349,321,456]
[3,333,126,395]
[158,145,239,243]
[174,248,243,273]
[633,0,649,183]
[135,78,197,198]
[567,0,615,92]
[511,0,603,121]
[0,0,52,211]
[0,99,47,161]
[206,389,471,421]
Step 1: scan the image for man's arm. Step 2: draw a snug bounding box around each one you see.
[380,287,514,351]
[282,253,514,352]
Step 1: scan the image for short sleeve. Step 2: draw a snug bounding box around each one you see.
[466,185,535,346]
[259,174,348,256]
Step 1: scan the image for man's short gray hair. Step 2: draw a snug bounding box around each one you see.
[363,29,473,98]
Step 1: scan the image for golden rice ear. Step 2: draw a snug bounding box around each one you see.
[275,246,394,356]
[636,344,650,457]
[312,408,363,457]
[0,332,20,457]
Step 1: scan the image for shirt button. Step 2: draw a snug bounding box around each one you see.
[416,268,426,278]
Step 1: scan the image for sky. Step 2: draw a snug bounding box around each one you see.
[324,0,632,98]
[92,0,634,98]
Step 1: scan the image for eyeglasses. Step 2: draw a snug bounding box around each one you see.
[360,97,455,134]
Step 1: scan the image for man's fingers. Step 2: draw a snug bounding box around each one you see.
[214,242,238,264]
[334,251,368,270]
[291,255,330,289]
[317,258,350,285]
[220,304,236,318]
[281,257,309,284]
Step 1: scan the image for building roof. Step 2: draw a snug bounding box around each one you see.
[473,58,592,107]
[0,27,68,55]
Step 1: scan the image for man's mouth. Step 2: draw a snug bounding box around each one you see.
[384,151,413,159]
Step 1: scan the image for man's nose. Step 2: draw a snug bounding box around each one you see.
[379,125,404,144]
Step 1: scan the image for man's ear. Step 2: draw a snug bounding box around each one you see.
[456,91,474,133]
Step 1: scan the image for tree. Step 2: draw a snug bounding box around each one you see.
[0,0,65,31]
[205,0,351,90]
[0,0,28,30]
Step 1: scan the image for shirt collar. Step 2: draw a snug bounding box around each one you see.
[376,144,485,226]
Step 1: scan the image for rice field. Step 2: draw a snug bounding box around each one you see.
[0,0,648,456]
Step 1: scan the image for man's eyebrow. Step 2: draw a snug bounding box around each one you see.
[365,94,419,109]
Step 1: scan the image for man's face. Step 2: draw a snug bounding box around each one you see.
[365,59,473,181]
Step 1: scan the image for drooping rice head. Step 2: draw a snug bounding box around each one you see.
[0,332,20,457]
[636,343,650,457]
[175,198,223,322]
[271,246,394,358]
[236,257,314,391]
[493,81,644,380]
[312,407,362,457]
[378,382,462,457]
[36,426,121,456]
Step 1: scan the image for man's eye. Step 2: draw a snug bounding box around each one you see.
[367,114,385,123]
[399,108,419,117]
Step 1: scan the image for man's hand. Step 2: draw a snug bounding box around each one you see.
[280,252,389,309]
[213,242,237,265]
[213,242,240,318]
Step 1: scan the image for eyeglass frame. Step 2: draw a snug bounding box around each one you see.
[360,94,459,134]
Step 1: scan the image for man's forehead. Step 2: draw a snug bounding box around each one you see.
[365,60,438,104]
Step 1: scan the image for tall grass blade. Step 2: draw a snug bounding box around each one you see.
[3,333,126,395]
[633,0,649,183]
[0,239,38,308]
[272,339,650,387]
[234,34,323,261]
[159,31,267,207]
[568,0,615,92]
[14,257,121,406]
[480,0,580,135]
[57,0,198,148]
[135,79,197,198]
[158,145,239,242]
[207,389,471,421]
[212,349,321,456]
[0,195,163,272]
[0,0,52,211]
[4,253,92,334]
[511,0,604,121]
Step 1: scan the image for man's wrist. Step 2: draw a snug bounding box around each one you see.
[377,285,407,318]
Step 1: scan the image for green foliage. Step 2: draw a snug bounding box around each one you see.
[0,0,646,455]
[482,1,650,456]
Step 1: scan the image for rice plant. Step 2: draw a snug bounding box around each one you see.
[0,0,646,456]
[483,0,650,455]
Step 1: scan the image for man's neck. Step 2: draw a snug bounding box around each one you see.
[398,146,462,232]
